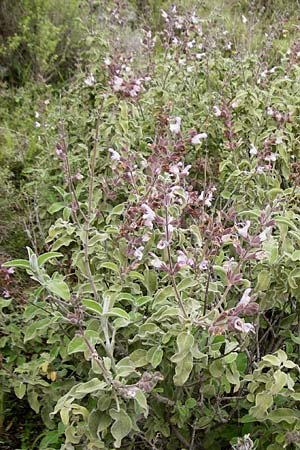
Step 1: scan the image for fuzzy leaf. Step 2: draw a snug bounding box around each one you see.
[2,259,31,269]
[82,298,103,316]
[110,408,132,448]
[47,278,70,301]
[37,252,63,266]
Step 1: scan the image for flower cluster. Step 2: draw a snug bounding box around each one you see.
[209,288,259,335]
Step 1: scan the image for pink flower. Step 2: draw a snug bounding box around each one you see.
[112,76,124,92]
[259,226,272,242]
[198,259,208,270]
[134,246,144,261]
[157,240,168,250]
[187,39,195,48]
[213,106,222,117]
[169,117,181,134]
[234,319,255,334]
[169,163,182,175]
[199,190,214,207]
[257,166,264,174]
[238,288,252,307]
[150,253,164,269]
[161,9,168,19]
[249,143,258,156]
[142,204,156,229]
[72,170,84,181]
[237,220,251,238]
[182,165,192,176]
[177,251,194,267]
[265,153,277,162]
[108,148,121,161]
[142,233,151,242]
[84,74,95,86]
[191,133,208,144]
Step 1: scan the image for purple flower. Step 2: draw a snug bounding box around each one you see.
[198,259,208,270]
[134,246,144,261]
[177,251,194,267]
[157,240,168,250]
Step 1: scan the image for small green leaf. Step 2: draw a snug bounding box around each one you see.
[47,278,70,301]
[48,202,65,214]
[68,336,88,354]
[129,349,148,367]
[267,408,300,424]
[239,414,257,423]
[0,297,12,310]
[60,407,70,426]
[28,388,40,413]
[270,370,287,395]
[100,262,119,272]
[105,307,130,320]
[185,398,197,409]
[261,354,281,367]
[51,236,74,251]
[177,277,198,291]
[134,390,148,417]
[2,259,31,269]
[128,271,145,281]
[110,408,132,448]
[14,381,26,399]
[291,250,300,261]
[82,298,103,316]
[173,352,193,386]
[71,379,107,399]
[153,286,174,307]
[274,216,297,230]
[110,203,125,216]
[256,270,270,291]
[24,318,50,342]
[250,391,273,418]
[37,252,63,266]
[288,268,300,290]
[151,348,163,368]
[143,269,157,294]
[209,359,224,378]
[171,332,194,385]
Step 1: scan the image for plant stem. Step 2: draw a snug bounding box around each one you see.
[165,204,188,319]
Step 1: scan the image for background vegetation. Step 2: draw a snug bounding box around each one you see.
[1,0,300,449]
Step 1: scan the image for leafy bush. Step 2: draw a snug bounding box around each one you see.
[0,0,83,84]
[2,1,300,449]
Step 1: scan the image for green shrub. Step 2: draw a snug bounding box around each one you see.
[0,0,83,84]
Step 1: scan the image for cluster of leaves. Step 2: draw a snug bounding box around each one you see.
[2,1,300,449]
[0,0,86,84]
